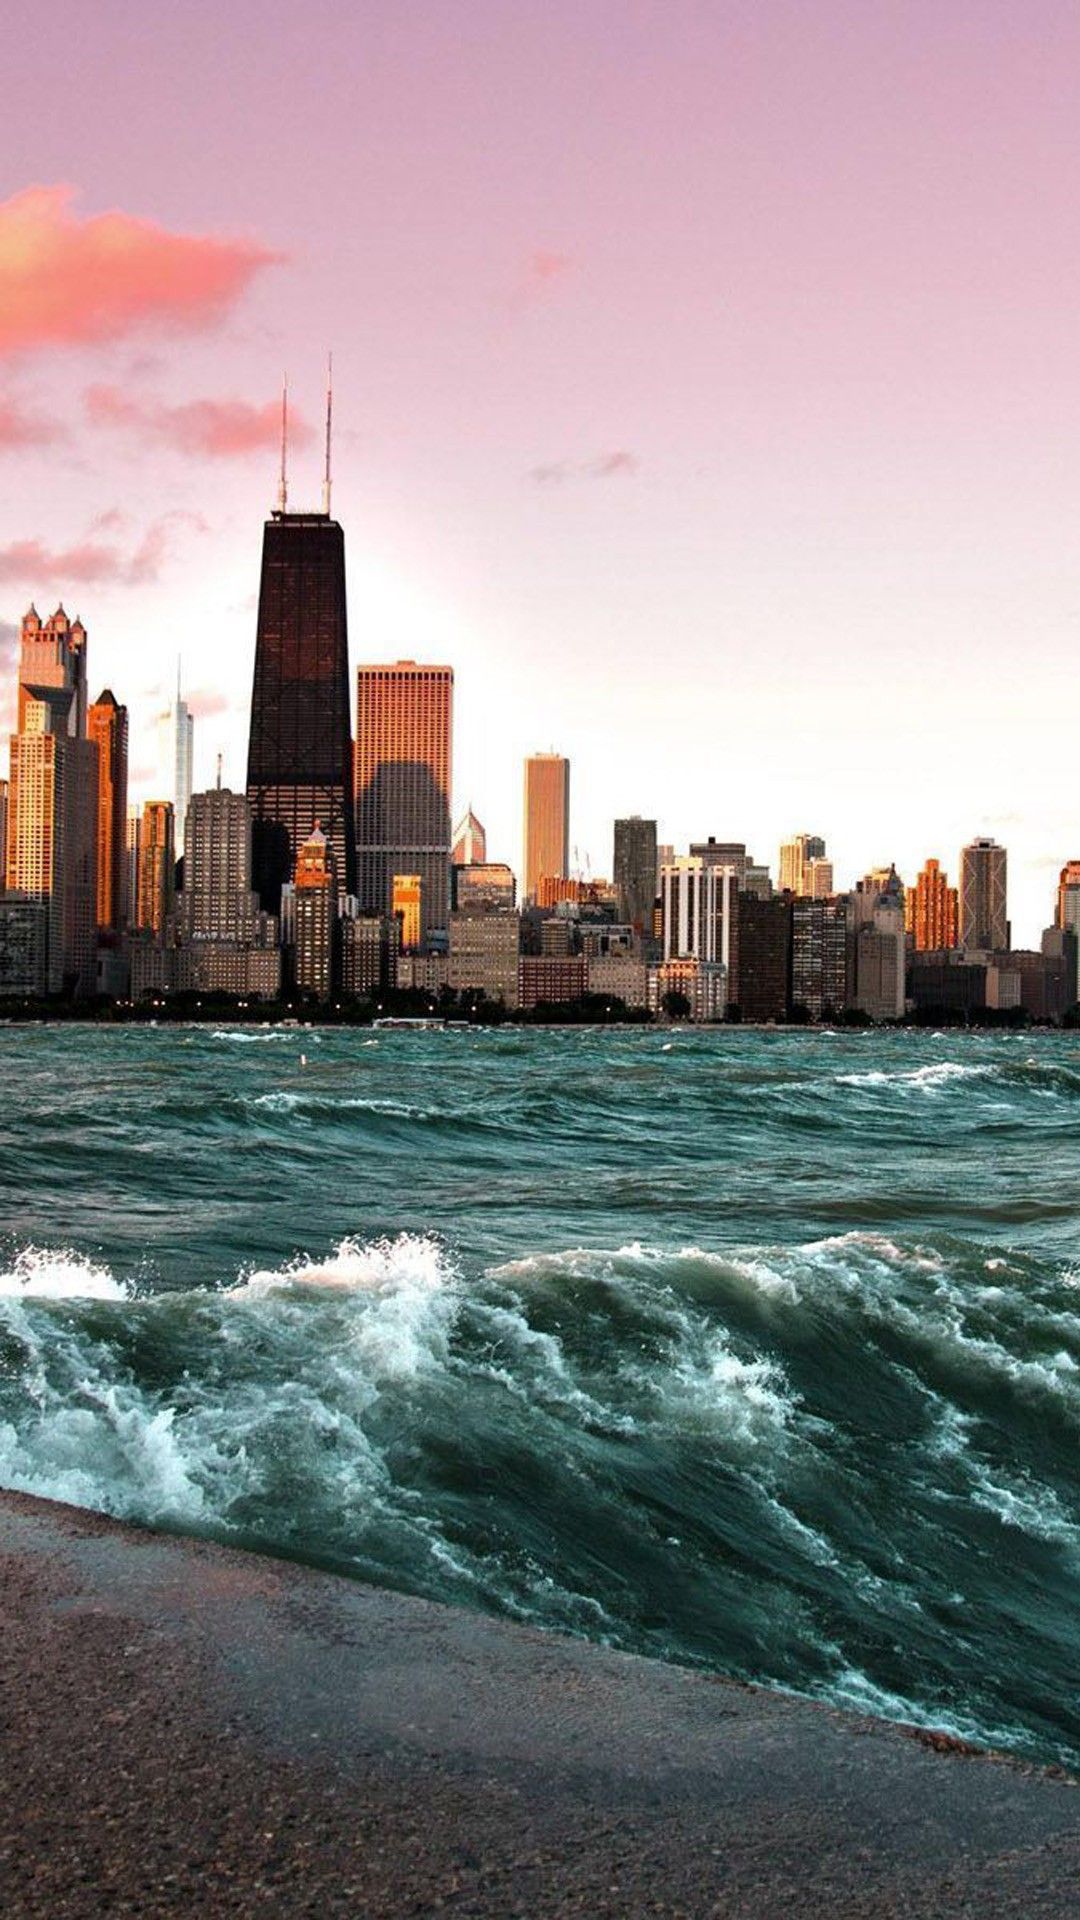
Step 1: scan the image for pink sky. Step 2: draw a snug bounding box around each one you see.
[2,0,1080,939]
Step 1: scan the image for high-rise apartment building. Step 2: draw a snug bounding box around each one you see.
[1056,861,1080,940]
[523,754,569,902]
[779,834,826,895]
[247,508,356,911]
[614,817,658,934]
[87,690,129,934]
[806,857,834,899]
[293,824,337,999]
[791,897,851,1020]
[960,838,1008,951]
[660,857,738,1009]
[135,801,175,939]
[157,674,194,855]
[735,895,792,1021]
[452,808,486,867]
[453,862,517,914]
[182,787,263,942]
[355,662,453,944]
[6,606,96,994]
[907,858,958,951]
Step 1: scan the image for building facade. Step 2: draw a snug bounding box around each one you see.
[247,510,356,910]
[791,897,851,1020]
[355,661,453,943]
[6,606,96,994]
[135,802,175,939]
[293,824,337,999]
[613,817,658,935]
[448,910,521,1006]
[523,754,569,902]
[960,838,1008,951]
[779,834,826,896]
[87,690,129,935]
[907,858,959,951]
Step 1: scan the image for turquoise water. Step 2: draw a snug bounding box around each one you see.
[2,1023,1079,1767]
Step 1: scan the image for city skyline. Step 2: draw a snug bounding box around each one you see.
[4,6,1080,941]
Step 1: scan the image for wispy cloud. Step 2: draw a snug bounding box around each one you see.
[84,383,313,458]
[0,185,281,358]
[529,450,641,486]
[0,392,66,449]
[510,248,575,308]
[0,511,207,588]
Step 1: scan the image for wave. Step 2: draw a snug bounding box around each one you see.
[2,1226,1080,1769]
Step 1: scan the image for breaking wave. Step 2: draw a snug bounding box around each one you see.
[3,1221,1080,1769]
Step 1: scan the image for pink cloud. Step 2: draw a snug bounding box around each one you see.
[84,383,313,457]
[0,185,281,359]
[185,687,232,719]
[529,450,641,485]
[0,511,207,587]
[526,248,573,287]
[0,392,66,448]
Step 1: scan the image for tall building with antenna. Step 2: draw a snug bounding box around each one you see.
[246,364,356,910]
[156,663,194,855]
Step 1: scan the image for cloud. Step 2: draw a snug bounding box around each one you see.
[529,450,641,485]
[0,511,207,588]
[84,383,313,458]
[0,185,281,359]
[185,687,232,719]
[0,392,66,448]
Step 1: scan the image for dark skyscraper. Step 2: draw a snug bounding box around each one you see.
[246,507,356,911]
[247,377,355,909]
[613,816,658,934]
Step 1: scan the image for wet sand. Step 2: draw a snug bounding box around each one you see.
[1,1489,1077,1916]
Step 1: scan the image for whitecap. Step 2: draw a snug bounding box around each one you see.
[0,1247,127,1302]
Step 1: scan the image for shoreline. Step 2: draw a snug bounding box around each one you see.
[2,1489,1077,1916]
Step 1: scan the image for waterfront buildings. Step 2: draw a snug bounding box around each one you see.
[135,801,175,939]
[960,838,1008,951]
[392,872,423,951]
[735,895,792,1022]
[87,691,129,935]
[247,507,356,910]
[355,662,453,944]
[523,754,569,902]
[907,858,959,951]
[613,817,658,934]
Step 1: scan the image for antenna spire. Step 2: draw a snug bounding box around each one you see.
[277,375,289,513]
[322,352,333,515]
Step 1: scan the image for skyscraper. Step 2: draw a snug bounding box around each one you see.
[960,838,1007,951]
[523,754,569,901]
[452,808,486,866]
[907,858,958,951]
[6,606,96,994]
[355,662,453,944]
[136,801,175,939]
[614,817,658,935]
[247,503,356,912]
[779,834,826,895]
[182,787,263,941]
[87,690,129,934]
[293,823,337,999]
[157,671,194,855]
[1056,861,1080,939]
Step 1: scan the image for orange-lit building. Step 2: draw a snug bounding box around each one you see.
[293,822,337,998]
[355,662,453,943]
[135,801,175,939]
[523,754,569,902]
[6,605,96,994]
[392,873,423,950]
[1056,861,1080,935]
[87,690,129,934]
[906,858,959,951]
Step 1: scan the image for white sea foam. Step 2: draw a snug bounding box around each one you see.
[0,1247,127,1301]
[232,1232,452,1300]
[836,1060,992,1092]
